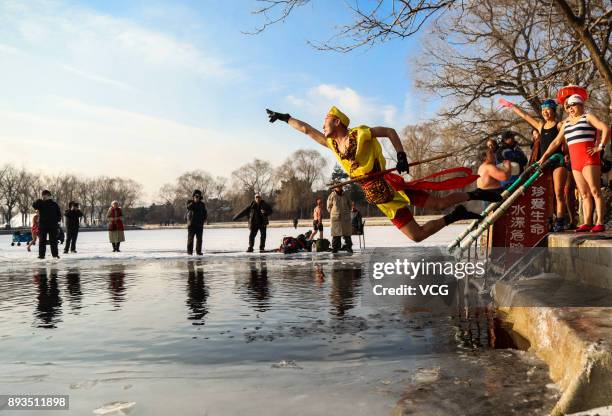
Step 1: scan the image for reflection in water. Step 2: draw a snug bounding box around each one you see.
[314,264,325,285]
[33,268,62,328]
[186,260,209,325]
[65,268,82,312]
[243,260,270,313]
[329,265,362,317]
[452,306,487,349]
[108,265,127,308]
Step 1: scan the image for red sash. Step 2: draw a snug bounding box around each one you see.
[385,167,479,192]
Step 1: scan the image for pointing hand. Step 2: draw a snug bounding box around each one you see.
[266,109,291,123]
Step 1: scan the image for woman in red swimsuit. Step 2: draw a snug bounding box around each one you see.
[538,94,610,232]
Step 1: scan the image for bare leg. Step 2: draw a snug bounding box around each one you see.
[552,166,568,218]
[398,218,447,243]
[27,235,37,251]
[308,228,317,240]
[565,174,577,227]
[582,165,604,225]
[423,192,468,211]
[572,170,593,225]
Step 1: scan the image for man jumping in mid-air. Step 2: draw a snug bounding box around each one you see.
[266,107,501,242]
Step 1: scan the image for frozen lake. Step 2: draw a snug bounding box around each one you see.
[1,225,468,263]
[0,227,558,415]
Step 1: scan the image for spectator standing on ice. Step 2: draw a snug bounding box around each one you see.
[232,193,273,252]
[327,185,353,253]
[351,202,363,236]
[32,190,62,259]
[309,197,324,241]
[64,201,84,254]
[186,190,208,256]
[107,201,125,252]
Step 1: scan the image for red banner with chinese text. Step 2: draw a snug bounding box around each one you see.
[489,171,555,268]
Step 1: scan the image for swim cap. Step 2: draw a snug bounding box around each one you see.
[540,99,557,110]
[566,94,584,106]
[327,106,350,128]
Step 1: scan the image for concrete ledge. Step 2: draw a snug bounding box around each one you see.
[548,232,612,289]
[548,231,612,249]
[493,277,612,415]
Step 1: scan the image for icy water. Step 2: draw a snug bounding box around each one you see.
[0,227,558,415]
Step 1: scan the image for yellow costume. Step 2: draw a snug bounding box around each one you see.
[325,114,417,227]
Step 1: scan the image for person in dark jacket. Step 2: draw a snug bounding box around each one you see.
[351,202,364,236]
[32,190,62,259]
[496,131,528,188]
[64,201,84,254]
[186,190,208,255]
[232,193,273,252]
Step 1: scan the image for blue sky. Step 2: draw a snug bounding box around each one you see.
[0,0,434,201]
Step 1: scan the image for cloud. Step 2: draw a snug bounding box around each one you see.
[60,65,136,91]
[0,1,239,84]
[286,84,398,126]
[0,97,264,201]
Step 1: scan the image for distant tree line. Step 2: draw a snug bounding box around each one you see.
[148,149,372,225]
[0,165,140,227]
[0,149,372,228]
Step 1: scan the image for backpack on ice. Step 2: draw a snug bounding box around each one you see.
[296,234,313,252]
[315,238,330,252]
[281,237,301,254]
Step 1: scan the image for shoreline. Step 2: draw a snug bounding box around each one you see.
[2,215,466,234]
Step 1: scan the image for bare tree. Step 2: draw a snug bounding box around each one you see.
[80,178,101,225]
[291,149,327,188]
[275,177,313,217]
[158,183,177,204]
[210,176,228,200]
[249,0,457,51]
[44,174,80,215]
[16,171,39,226]
[231,159,275,196]
[249,0,610,103]
[415,0,607,120]
[173,170,217,201]
[0,165,26,227]
[552,0,612,99]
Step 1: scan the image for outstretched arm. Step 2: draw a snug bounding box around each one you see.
[498,99,543,131]
[287,118,327,146]
[370,126,409,174]
[266,109,327,147]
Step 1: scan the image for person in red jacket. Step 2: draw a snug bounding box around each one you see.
[107,201,125,252]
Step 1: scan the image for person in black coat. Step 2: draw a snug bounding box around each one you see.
[64,201,84,254]
[186,190,208,255]
[232,193,273,252]
[32,190,62,259]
